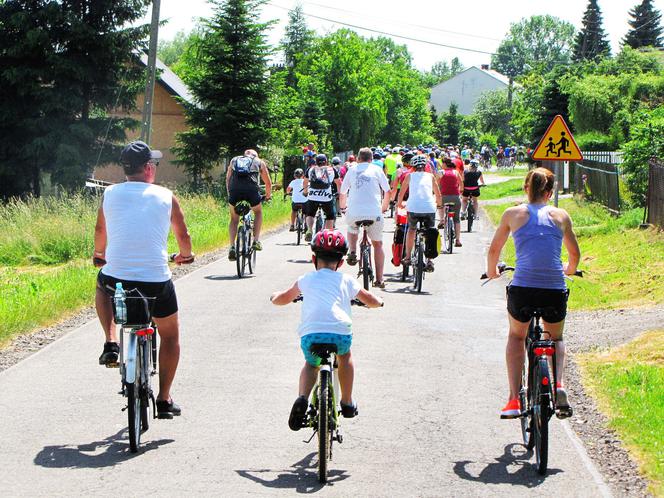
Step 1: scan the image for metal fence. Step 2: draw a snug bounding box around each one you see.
[647,158,664,228]
[570,152,622,214]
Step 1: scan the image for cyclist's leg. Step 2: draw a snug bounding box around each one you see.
[322,200,335,229]
[250,202,263,242]
[95,283,116,343]
[346,217,359,257]
[290,203,297,227]
[368,218,385,282]
[153,311,180,403]
[336,351,354,405]
[228,204,240,244]
[404,226,416,260]
[506,314,530,400]
[304,201,315,233]
[542,320,566,385]
[461,194,469,215]
[298,361,319,398]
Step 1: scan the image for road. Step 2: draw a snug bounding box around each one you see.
[0,211,611,497]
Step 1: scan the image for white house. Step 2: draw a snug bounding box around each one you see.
[429,66,510,116]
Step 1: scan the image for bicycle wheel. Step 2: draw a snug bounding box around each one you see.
[414,244,423,293]
[127,344,142,453]
[235,229,243,278]
[317,369,330,483]
[533,357,551,475]
[446,218,454,254]
[139,339,150,432]
[247,230,256,275]
[361,247,371,290]
[296,214,302,245]
[467,204,474,233]
[519,367,532,449]
[315,212,324,234]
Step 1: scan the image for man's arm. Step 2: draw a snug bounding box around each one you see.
[259,161,272,200]
[379,170,391,212]
[171,195,194,264]
[225,159,234,193]
[93,203,107,267]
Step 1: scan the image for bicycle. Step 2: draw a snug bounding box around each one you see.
[285,193,305,245]
[441,202,457,254]
[112,289,158,453]
[355,220,375,290]
[464,185,484,233]
[314,206,325,234]
[481,264,582,475]
[409,216,430,293]
[292,296,371,483]
[233,200,262,278]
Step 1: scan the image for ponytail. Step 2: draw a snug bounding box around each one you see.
[524,167,554,203]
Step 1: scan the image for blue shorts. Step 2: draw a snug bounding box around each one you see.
[300,333,352,367]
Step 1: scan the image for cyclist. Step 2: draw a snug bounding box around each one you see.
[226,149,272,260]
[303,153,340,241]
[286,168,307,231]
[486,167,581,418]
[397,154,442,272]
[461,160,485,220]
[331,156,343,217]
[270,229,384,430]
[339,147,391,288]
[93,140,194,418]
[438,157,464,247]
[384,147,402,183]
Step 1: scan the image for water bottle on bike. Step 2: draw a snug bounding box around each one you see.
[114,282,127,324]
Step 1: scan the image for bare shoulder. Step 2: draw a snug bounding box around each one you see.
[548,206,572,228]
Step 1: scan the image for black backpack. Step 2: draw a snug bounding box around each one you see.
[233,156,255,177]
[309,167,332,189]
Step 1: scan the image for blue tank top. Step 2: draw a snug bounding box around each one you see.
[512,204,565,290]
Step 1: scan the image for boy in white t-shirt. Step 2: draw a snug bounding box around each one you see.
[270,229,384,431]
[286,168,307,231]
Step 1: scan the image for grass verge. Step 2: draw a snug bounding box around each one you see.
[578,331,664,497]
[0,193,291,345]
[482,198,664,310]
[481,178,525,200]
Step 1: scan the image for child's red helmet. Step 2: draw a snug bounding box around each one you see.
[311,229,348,256]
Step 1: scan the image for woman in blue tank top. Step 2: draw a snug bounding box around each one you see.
[486,168,581,419]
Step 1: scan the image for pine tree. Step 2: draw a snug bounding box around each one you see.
[281,4,314,88]
[0,0,150,198]
[573,0,611,61]
[624,0,663,49]
[175,0,273,182]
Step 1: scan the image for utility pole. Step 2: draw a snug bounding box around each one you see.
[140,0,161,144]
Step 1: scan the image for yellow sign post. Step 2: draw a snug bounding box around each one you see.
[532,115,583,161]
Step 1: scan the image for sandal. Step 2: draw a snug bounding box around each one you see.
[373,280,386,289]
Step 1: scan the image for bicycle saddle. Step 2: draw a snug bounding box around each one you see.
[444,202,456,208]
[520,306,557,319]
[309,343,338,358]
[355,220,374,227]
[234,202,251,216]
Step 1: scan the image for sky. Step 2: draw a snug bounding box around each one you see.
[144,0,664,70]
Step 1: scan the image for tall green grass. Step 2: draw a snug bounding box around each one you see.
[481,178,525,200]
[0,193,292,344]
[483,198,664,310]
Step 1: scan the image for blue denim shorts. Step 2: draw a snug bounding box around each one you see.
[300,333,352,366]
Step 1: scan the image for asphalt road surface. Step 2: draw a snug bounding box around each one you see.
[0,211,611,497]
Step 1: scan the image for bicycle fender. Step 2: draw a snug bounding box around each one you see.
[125,334,138,384]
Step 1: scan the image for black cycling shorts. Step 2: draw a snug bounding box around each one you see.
[407,212,435,229]
[305,199,336,219]
[97,271,178,319]
[463,188,481,198]
[291,202,305,212]
[506,285,569,324]
[228,187,262,207]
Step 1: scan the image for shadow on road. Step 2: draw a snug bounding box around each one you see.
[204,275,251,281]
[34,428,173,469]
[453,443,562,487]
[236,452,349,493]
[287,259,312,264]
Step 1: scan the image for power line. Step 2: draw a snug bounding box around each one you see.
[268,2,498,56]
[300,0,503,42]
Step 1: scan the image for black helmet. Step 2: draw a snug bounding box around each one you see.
[315,153,327,165]
[402,152,414,163]
[373,151,383,160]
[294,168,304,177]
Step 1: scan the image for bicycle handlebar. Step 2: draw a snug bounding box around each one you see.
[480,263,582,280]
[291,295,371,307]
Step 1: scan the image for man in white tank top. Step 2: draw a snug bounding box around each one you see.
[93,140,193,419]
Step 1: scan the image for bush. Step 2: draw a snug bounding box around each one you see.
[575,131,619,151]
[478,132,498,149]
[621,106,664,206]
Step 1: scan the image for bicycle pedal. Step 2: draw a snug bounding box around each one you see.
[105,362,119,369]
[335,433,343,444]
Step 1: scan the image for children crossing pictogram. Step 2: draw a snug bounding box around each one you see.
[532,115,583,161]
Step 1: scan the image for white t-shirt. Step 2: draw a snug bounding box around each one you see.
[288,178,307,203]
[406,172,436,214]
[102,182,172,282]
[341,162,390,218]
[296,269,362,337]
[306,166,335,202]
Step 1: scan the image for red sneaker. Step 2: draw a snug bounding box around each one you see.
[500,398,521,419]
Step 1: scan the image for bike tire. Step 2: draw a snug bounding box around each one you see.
[315,213,324,234]
[127,349,142,453]
[235,229,243,278]
[446,218,454,254]
[362,248,371,291]
[467,204,474,233]
[519,370,532,449]
[296,215,302,245]
[140,340,150,432]
[318,369,330,483]
[534,358,550,475]
[247,230,255,275]
[414,246,423,293]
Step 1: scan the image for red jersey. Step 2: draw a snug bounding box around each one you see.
[440,168,460,195]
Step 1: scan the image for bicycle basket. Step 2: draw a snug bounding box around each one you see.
[234,201,251,216]
[112,288,156,326]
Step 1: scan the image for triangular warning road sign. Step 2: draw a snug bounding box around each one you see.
[532,115,583,161]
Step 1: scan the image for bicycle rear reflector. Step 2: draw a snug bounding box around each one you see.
[136,327,155,336]
[534,347,555,356]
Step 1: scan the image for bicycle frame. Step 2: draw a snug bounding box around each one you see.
[356,223,374,289]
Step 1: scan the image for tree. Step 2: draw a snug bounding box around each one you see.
[624,0,663,49]
[423,57,464,87]
[158,30,189,66]
[492,15,576,79]
[473,90,512,142]
[281,4,314,88]
[573,0,611,62]
[0,0,150,198]
[532,68,572,147]
[443,103,461,145]
[174,0,273,182]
